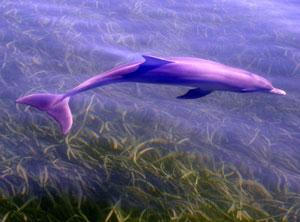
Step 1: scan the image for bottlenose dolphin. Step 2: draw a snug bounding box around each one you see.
[16,55,286,134]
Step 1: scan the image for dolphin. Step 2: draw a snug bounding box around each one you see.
[16,55,286,134]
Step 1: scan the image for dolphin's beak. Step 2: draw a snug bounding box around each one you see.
[269,88,286,95]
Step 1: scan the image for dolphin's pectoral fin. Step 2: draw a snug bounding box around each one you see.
[177,88,212,99]
[142,55,173,67]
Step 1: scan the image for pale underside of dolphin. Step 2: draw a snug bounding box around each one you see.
[16,55,286,134]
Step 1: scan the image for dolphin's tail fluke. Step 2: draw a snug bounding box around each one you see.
[16,93,72,134]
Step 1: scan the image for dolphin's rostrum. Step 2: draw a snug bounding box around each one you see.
[16,55,286,134]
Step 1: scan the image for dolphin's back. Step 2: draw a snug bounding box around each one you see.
[166,57,268,91]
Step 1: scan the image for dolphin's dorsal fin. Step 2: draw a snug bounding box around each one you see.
[127,55,173,77]
[142,55,173,67]
[177,88,212,99]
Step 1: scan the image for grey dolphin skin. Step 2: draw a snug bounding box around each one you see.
[16,55,286,134]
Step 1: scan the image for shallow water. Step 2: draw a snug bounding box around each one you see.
[0,0,300,208]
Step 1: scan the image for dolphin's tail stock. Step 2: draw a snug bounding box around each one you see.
[16,93,72,134]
